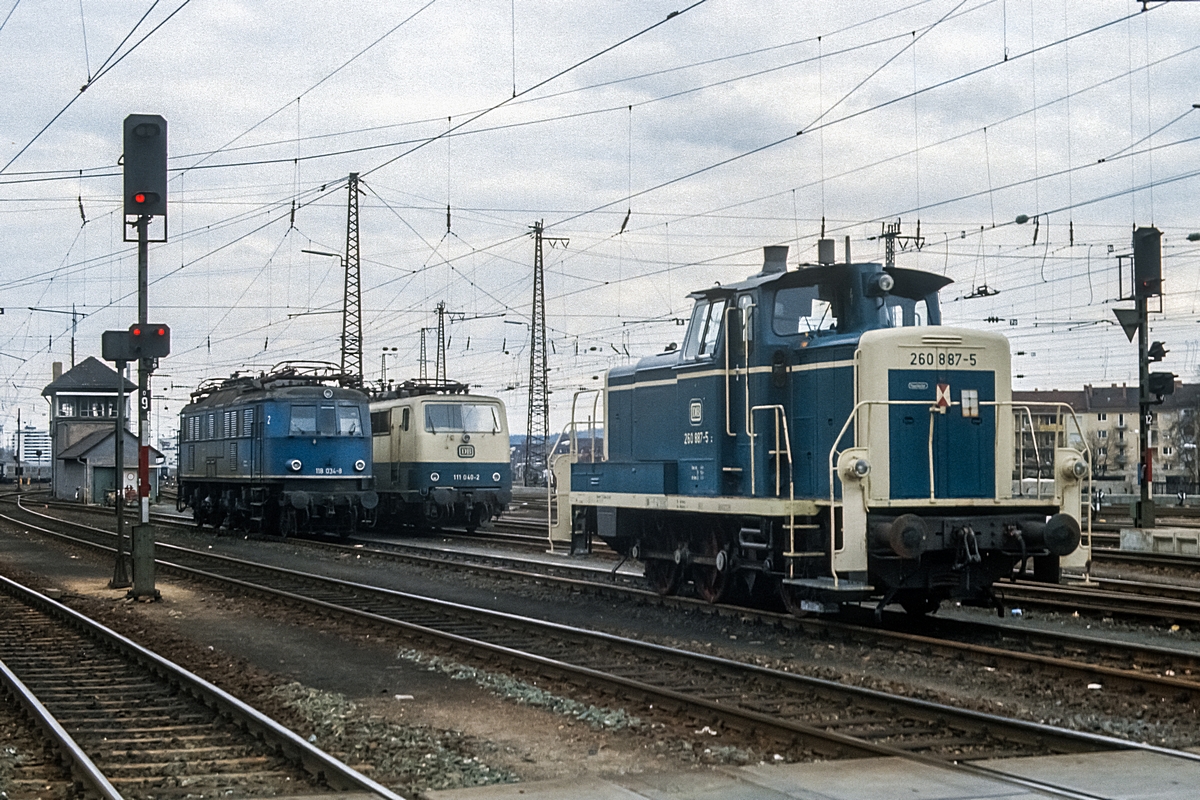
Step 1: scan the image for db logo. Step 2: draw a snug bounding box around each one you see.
[689,399,703,426]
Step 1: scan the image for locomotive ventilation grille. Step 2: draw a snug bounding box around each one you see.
[919,335,965,346]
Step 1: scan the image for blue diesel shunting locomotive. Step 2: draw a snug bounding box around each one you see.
[554,244,1089,616]
[178,362,378,536]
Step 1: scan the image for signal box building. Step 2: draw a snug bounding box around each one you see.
[41,357,156,502]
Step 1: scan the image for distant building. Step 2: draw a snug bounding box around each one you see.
[1014,381,1200,497]
[5,426,52,479]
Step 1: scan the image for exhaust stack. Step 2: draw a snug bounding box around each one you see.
[761,245,788,275]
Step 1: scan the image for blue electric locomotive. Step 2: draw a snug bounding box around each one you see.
[553,245,1089,615]
[178,361,378,536]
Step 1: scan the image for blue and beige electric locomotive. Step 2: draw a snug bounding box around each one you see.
[553,244,1089,615]
[178,361,378,536]
[370,380,512,531]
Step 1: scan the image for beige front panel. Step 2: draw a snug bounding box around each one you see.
[854,327,1014,503]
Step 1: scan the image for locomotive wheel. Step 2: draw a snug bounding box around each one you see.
[644,557,682,596]
[899,596,941,617]
[693,529,730,604]
[337,509,357,540]
[779,584,812,618]
[279,508,296,539]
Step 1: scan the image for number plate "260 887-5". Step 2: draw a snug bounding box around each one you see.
[908,351,978,367]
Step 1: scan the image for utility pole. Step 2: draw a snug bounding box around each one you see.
[112,361,130,588]
[342,172,363,386]
[525,221,567,486]
[28,305,86,368]
[15,408,21,489]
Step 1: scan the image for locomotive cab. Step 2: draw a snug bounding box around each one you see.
[561,245,1089,616]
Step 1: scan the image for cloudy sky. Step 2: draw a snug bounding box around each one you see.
[2,0,1199,441]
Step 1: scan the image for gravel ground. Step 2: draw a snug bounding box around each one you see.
[4,515,1200,797]
[0,697,75,800]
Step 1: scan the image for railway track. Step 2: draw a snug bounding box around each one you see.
[5,496,1200,775]
[14,494,1200,706]
[0,571,404,800]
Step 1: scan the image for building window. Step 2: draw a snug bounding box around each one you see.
[1097,430,1108,439]
[1163,446,1173,457]
[1097,412,1107,421]
[1118,414,1125,426]
[1097,447,1107,457]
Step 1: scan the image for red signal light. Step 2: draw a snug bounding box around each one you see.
[131,326,143,336]
[134,193,146,204]
[156,327,166,336]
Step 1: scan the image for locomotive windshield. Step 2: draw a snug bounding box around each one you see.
[425,403,502,433]
[682,298,726,360]
[289,404,364,436]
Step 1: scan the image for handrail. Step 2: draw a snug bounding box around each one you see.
[749,405,796,565]
[724,305,736,437]
[545,420,577,550]
[545,389,605,550]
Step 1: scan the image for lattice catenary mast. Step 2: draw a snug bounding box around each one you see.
[524,221,566,485]
[342,173,363,386]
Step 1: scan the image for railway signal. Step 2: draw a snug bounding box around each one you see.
[123,115,167,220]
[122,113,169,601]
[1114,226,1164,529]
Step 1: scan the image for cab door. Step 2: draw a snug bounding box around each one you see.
[888,368,995,499]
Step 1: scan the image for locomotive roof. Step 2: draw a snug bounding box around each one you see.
[687,262,952,302]
[369,378,472,400]
[185,361,366,407]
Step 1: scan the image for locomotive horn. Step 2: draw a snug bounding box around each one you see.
[882,514,929,560]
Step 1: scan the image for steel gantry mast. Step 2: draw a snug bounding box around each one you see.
[342,173,363,386]
[435,301,448,386]
[525,221,567,485]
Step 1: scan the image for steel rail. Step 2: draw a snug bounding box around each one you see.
[0,656,122,800]
[996,579,1200,623]
[0,572,407,800]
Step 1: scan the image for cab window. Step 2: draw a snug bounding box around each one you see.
[290,405,317,435]
[425,403,501,433]
[338,405,362,435]
[681,298,726,360]
[773,286,829,335]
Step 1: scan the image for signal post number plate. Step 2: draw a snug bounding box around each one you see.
[907,350,978,368]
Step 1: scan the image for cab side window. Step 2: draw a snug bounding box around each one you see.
[681,298,727,360]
